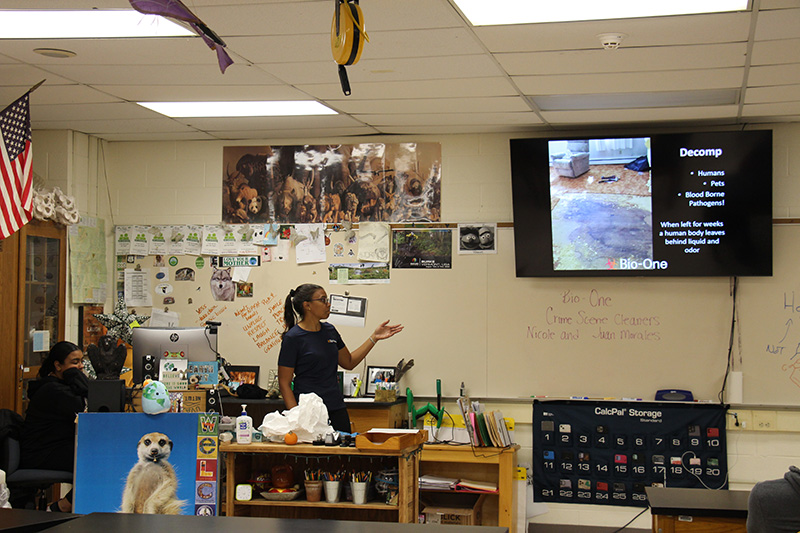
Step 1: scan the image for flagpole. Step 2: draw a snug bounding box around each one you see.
[28,79,46,93]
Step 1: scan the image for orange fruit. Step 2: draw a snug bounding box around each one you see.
[284,431,298,445]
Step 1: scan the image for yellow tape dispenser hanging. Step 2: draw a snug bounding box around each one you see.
[331,0,369,96]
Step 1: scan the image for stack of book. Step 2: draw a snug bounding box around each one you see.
[456,397,513,448]
[419,475,459,490]
[418,475,498,493]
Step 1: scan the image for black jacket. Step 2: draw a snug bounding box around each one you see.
[19,368,88,470]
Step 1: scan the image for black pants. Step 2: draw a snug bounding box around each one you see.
[328,408,352,433]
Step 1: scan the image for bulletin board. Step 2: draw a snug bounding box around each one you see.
[120,225,751,403]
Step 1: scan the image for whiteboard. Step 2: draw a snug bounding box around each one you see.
[738,224,800,405]
[127,226,757,403]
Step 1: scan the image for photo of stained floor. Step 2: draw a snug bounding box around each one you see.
[550,164,653,271]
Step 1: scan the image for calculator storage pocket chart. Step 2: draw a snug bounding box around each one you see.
[532,400,727,507]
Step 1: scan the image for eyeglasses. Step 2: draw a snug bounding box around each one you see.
[309,297,330,305]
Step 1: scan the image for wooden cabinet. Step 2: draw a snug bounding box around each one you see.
[220,441,420,523]
[0,220,66,413]
[419,444,519,533]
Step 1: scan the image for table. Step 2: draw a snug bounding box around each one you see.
[420,444,519,533]
[0,508,78,533]
[31,512,509,532]
[220,397,406,433]
[645,486,749,532]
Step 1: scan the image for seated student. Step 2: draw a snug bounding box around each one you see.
[747,465,800,533]
[19,341,88,512]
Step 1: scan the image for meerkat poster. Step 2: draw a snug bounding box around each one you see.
[73,412,219,516]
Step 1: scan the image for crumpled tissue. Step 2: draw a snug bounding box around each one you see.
[258,392,333,443]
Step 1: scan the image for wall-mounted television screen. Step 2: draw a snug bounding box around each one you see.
[510,130,772,277]
[132,327,218,384]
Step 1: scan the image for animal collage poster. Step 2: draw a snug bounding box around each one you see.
[74,412,220,516]
[222,143,441,224]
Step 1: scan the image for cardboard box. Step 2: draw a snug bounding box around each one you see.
[421,494,483,526]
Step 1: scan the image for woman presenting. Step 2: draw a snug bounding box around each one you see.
[20,341,88,512]
[278,283,403,433]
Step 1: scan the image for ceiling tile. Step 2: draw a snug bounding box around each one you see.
[742,101,800,116]
[0,0,795,140]
[475,11,752,52]
[753,7,800,41]
[355,112,543,126]
[42,62,283,86]
[749,63,800,86]
[515,68,745,95]
[750,38,800,66]
[331,96,530,114]
[745,85,800,104]
[497,43,747,76]
[299,77,519,100]
[541,105,740,123]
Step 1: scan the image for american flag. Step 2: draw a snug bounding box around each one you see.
[0,92,33,240]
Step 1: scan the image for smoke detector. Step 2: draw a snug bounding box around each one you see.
[597,33,626,50]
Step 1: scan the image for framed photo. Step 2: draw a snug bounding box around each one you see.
[227,365,259,386]
[365,366,396,396]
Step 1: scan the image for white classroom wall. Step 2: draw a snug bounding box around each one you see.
[31,124,800,530]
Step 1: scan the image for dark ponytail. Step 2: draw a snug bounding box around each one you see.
[38,341,81,378]
[282,283,323,338]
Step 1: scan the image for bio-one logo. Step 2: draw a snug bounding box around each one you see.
[608,258,669,270]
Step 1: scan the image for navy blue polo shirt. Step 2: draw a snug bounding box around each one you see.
[278,322,346,411]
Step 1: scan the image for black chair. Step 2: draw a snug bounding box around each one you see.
[0,435,72,510]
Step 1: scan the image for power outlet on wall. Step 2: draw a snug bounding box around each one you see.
[752,410,777,430]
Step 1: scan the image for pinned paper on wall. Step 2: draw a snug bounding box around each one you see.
[357,222,391,262]
[184,225,203,255]
[169,224,188,255]
[128,226,149,256]
[273,239,289,261]
[201,225,223,256]
[295,223,326,264]
[326,294,367,328]
[149,226,171,255]
[115,225,131,255]
[150,308,180,327]
[124,269,152,307]
[232,266,251,282]
[329,263,390,284]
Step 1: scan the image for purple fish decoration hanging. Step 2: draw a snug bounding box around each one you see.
[129,0,233,73]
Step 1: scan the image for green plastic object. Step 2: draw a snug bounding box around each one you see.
[406,383,444,428]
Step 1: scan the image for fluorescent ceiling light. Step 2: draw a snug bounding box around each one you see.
[138,101,338,118]
[453,0,749,25]
[0,10,193,38]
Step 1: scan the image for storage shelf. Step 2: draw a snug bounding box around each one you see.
[419,444,518,533]
[234,499,398,510]
[221,441,420,523]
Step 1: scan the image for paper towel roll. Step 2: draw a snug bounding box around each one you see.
[728,371,743,403]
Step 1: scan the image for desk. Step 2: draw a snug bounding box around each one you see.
[36,512,508,533]
[645,486,749,533]
[220,397,406,433]
[420,444,519,533]
[0,508,78,533]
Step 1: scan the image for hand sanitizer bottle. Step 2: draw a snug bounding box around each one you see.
[236,404,252,444]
